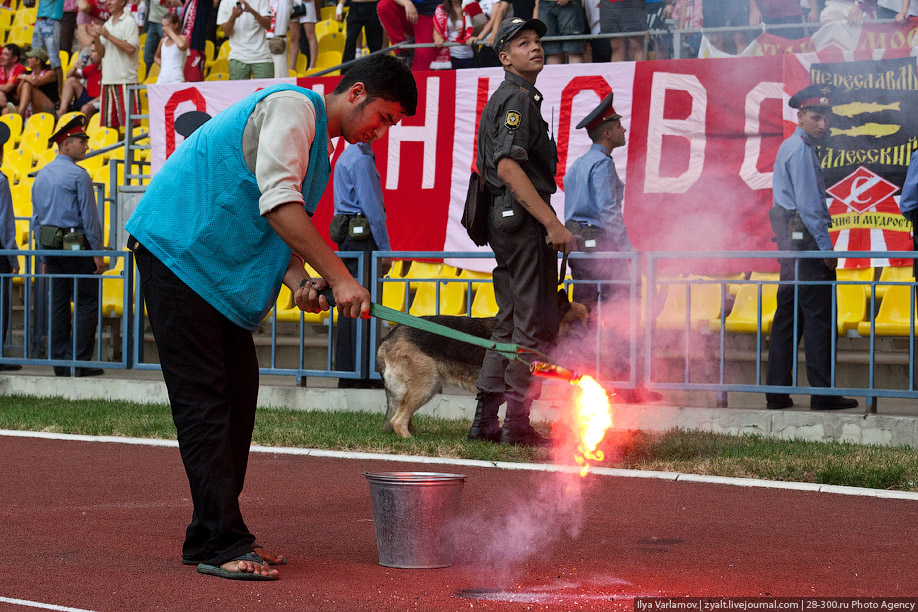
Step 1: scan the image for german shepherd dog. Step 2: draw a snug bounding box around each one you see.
[376,302,590,438]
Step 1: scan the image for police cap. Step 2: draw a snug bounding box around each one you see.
[175,110,213,138]
[789,84,836,111]
[493,17,547,52]
[48,115,90,148]
[0,123,9,148]
[576,92,621,130]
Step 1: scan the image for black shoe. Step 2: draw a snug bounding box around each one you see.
[810,396,858,411]
[467,423,501,442]
[74,367,104,378]
[499,424,552,448]
[0,364,21,371]
[766,396,793,410]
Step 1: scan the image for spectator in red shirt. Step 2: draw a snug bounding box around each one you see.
[0,44,26,113]
[749,0,814,38]
[58,46,102,119]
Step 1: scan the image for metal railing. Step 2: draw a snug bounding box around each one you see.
[4,248,918,413]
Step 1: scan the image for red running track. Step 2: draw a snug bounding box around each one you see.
[1,434,916,612]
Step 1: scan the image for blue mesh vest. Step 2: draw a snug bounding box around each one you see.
[126,85,331,330]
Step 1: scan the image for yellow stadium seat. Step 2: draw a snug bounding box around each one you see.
[457,268,492,291]
[315,50,342,68]
[0,11,14,35]
[0,114,23,147]
[874,265,912,299]
[713,273,779,334]
[315,18,336,37]
[10,183,31,217]
[77,154,103,177]
[380,279,408,312]
[85,112,102,138]
[400,260,442,291]
[471,282,498,318]
[88,126,119,156]
[19,131,49,154]
[58,49,69,71]
[857,280,918,337]
[21,113,55,146]
[2,148,32,183]
[209,57,230,75]
[55,111,85,133]
[205,72,228,81]
[295,53,308,75]
[204,39,215,64]
[408,280,467,317]
[386,259,406,278]
[33,148,56,169]
[7,24,32,46]
[319,6,337,21]
[217,40,231,60]
[100,260,127,318]
[836,267,873,334]
[143,63,160,84]
[656,277,724,331]
[137,58,146,83]
[318,32,345,53]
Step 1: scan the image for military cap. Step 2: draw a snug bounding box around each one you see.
[576,93,621,130]
[0,123,10,148]
[175,110,212,138]
[789,84,836,111]
[48,115,90,148]
[493,17,547,52]
[25,46,49,63]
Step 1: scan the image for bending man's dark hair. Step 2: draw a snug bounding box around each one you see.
[333,54,418,116]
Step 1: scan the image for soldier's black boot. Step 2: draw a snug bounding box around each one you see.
[467,392,503,442]
[499,398,551,447]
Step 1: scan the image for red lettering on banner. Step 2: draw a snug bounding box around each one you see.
[471,76,490,175]
[555,76,612,191]
[164,87,207,159]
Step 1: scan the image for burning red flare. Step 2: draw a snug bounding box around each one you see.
[571,375,612,477]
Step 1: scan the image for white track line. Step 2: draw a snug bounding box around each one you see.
[0,596,100,612]
[3,429,917,501]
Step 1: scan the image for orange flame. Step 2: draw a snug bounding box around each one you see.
[571,375,613,477]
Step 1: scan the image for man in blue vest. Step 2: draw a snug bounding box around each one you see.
[125,53,417,581]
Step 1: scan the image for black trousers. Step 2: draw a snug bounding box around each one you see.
[342,2,383,66]
[765,254,835,400]
[133,241,259,567]
[0,257,11,355]
[334,234,378,378]
[476,207,559,402]
[45,254,99,374]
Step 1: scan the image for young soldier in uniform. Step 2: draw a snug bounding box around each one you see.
[469,17,577,447]
[125,54,417,581]
[765,84,858,411]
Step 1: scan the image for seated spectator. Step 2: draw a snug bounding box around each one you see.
[217,0,273,79]
[749,0,808,38]
[377,0,439,70]
[88,0,140,129]
[877,0,914,21]
[335,0,385,71]
[432,0,476,69]
[702,0,749,53]
[154,12,188,82]
[17,48,60,117]
[57,46,101,119]
[0,44,26,114]
[600,0,647,61]
[76,0,110,49]
[466,0,508,66]
[821,0,877,23]
[537,0,586,63]
[288,0,318,73]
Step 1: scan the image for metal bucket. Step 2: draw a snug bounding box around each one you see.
[364,472,466,569]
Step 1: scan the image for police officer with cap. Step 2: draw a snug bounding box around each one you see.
[0,122,20,371]
[469,16,578,446]
[765,84,857,411]
[32,115,106,377]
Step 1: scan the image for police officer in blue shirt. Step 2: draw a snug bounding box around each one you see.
[332,140,391,388]
[563,93,631,311]
[899,150,918,232]
[470,17,578,447]
[765,85,857,411]
[0,123,21,371]
[32,116,105,378]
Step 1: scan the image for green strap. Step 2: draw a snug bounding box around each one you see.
[369,303,530,362]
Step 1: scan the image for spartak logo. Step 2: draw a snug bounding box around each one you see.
[826,165,900,214]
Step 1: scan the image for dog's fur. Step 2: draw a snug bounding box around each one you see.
[376,303,589,437]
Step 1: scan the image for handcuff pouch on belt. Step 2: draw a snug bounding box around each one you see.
[39,225,86,250]
[564,220,604,252]
[329,213,371,243]
[768,207,809,250]
[491,190,526,233]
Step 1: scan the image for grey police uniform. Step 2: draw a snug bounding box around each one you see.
[475,69,560,404]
